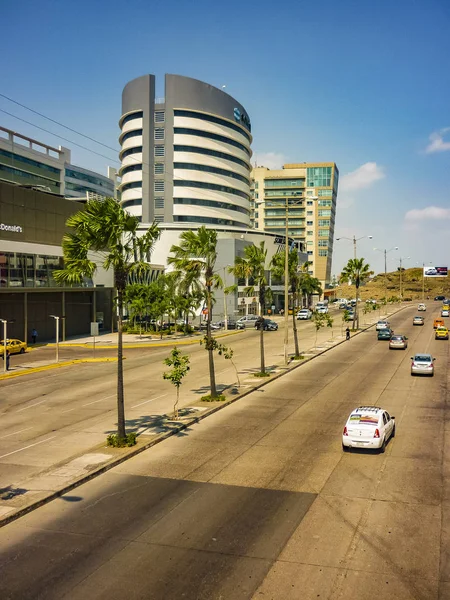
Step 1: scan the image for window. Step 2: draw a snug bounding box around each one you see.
[121,164,142,176]
[307,201,313,206]
[307,221,313,226]
[265,178,304,187]
[173,128,250,156]
[173,145,250,170]
[154,111,165,123]
[121,111,143,126]
[255,211,259,218]
[255,221,259,228]
[318,199,332,207]
[318,189,333,197]
[0,149,60,175]
[154,215,164,223]
[174,109,251,141]
[318,229,329,237]
[154,146,165,157]
[0,164,60,190]
[154,163,164,174]
[121,181,142,193]
[318,219,330,227]
[307,166,332,187]
[154,180,164,192]
[318,210,331,217]
[265,219,285,226]
[265,190,303,198]
[306,190,314,197]
[154,197,164,209]
[121,129,142,143]
[122,198,142,208]
[174,198,250,216]
[66,169,114,191]
[265,209,284,217]
[154,128,165,140]
[318,240,328,247]
[307,211,313,215]
[288,219,304,225]
[307,241,313,246]
[255,182,259,188]
[173,162,250,185]
[307,251,313,255]
[122,146,142,158]
[174,215,246,228]
[307,230,313,236]
[319,249,328,256]
[173,180,249,200]
[255,192,259,199]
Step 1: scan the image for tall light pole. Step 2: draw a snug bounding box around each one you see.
[398,257,410,299]
[418,261,433,301]
[1,319,6,373]
[222,265,232,331]
[374,246,398,300]
[50,315,60,363]
[284,194,317,365]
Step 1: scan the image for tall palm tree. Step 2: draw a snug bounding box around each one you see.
[271,249,303,358]
[54,197,160,438]
[230,242,269,373]
[168,227,221,397]
[340,258,372,329]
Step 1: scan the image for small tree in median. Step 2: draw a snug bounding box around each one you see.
[163,347,190,420]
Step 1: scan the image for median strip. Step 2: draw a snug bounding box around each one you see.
[0,357,117,381]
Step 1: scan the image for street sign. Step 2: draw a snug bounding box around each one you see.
[90,322,99,337]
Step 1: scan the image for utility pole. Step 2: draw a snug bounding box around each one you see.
[283,198,289,365]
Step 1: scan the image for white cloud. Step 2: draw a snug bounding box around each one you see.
[339,162,385,192]
[425,127,450,154]
[405,206,450,221]
[253,152,286,170]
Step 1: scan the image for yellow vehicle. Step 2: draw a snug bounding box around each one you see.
[443,304,449,311]
[0,339,27,355]
[434,318,445,329]
[435,327,449,340]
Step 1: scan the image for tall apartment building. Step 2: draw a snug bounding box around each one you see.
[251,163,339,287]
[118,74,252,227]
[0,126,117,200]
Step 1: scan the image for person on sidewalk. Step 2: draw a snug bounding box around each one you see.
[31,328,38,344]
[2,348,10,370]
[346,327,350,341]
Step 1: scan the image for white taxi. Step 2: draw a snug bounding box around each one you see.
[418,303,426,311]
[342,406,395,453]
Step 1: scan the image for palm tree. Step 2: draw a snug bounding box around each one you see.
[298,262,322,308]
[54,197,160,439]
[271,250,303,358]
[168,227,221,397]
[340,258,372,329]
[230,242,269,373]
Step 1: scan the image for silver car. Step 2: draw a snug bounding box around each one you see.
[236,315,259,329]
[376,320,390,331]
[389,335,408,349]
[411,353,435,376]
[413,316,424,326]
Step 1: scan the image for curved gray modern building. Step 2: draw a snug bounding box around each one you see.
[118,74,252,228]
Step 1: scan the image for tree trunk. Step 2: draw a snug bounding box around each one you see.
[174,387,179,420]
[292,291,300,357]
[206,286,217,397]
[354,283,359,330]
[117,286,126,439]
[260,325,266,373]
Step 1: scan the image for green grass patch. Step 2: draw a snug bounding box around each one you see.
[106,432,137,447]
[254,371,271,378]
[291,355,304,361]
[200,393,226,402]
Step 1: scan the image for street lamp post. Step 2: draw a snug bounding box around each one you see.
[398,257,410,299]
[50,315,60,363]
[418,262,433,301]
[1,319,6,373]
[222,265,232,331]
[374,246,398,301]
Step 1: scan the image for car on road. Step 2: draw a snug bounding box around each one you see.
[418,303,426,311]
[413,316,425,326]
[214,319,238,330]
[236,315,259,329]
[316,306,329,314]
[296,308,312,320]
[411,353,435,376]
[198,322,221,331]
[378,328,393,340]
[376,320,390,331]
[389,334,408,349]
[441,310,449,317]
[342,406,395,453]
[435,295,445,301]
[435,326,449,340]
[346,309,355,320]
[433,318,445,329]
[0,339,27,355]
[339,301,348,309]
[255,318,278,331]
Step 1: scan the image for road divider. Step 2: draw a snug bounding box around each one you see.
[0,357,118,381]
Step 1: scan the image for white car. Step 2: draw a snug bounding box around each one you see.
[441,310,449,317]
[296,309,312,320]
[411,353,435,376]
[418,303,426,311]
[376,320,390,331]
[342,406,395,453]
[425,268,438,276]
[316,306,329,314]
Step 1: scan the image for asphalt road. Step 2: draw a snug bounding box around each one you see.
[1,302,449,598]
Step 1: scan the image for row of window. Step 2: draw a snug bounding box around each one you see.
[173,162,250,186]
[0,252,92,288]
[174,197,250,216]
[0,164,60,188]
[122,198,142,208]
[318,219,330,227]
[0,149,61,176]
[318,189,333,197]
[174,145,250,170]
[173,179,249,200]
[174,215,246,228]
[121,129,143,143]
[265,178,304,187]
[121,146,142,159]
[264,190,303,197]
[318,199,332,207]
[174,110,251,142]
[307,166,332,188]
[65,168,113,190]
[174,128,251,156]
[121,111,143,127]
[265,209,304,217]
[121,164,142,176]
[121,181,142,193]
[318,209,331,217]
[66,181,113,195]
[318,250,328,256]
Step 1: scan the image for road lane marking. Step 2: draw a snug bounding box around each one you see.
[61,408,76,414]
[0,436,57,459]
[131,394,167,408]
[16,399,48,413]
[82,394,116,407]
[3,427,33,438]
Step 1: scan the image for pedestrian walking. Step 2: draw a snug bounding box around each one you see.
[2,349,10,370]
[346,327,350,341]
[31,328,38,344]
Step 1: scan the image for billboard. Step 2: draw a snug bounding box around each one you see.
[423,266,448,277]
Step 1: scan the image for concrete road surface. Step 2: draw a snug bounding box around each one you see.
[1,303,449,598]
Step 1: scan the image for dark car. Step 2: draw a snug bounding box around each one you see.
[255,318,278,331]
[215,319,237,330]
[377,328,393,340]
[435,295,446,301]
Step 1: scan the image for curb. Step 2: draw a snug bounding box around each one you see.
[0,305,409,527]
[0,357,117,381]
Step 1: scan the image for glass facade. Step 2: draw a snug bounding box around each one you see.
[174,180,249,200]
[174,215,246,228]
[121,111,143,126]
[174,198,250,216]
[173,128,251,156]
[174,145,250,170]
[0,164,60,192]
[173,162,250,185]
[265,178,304,187]
[318,189,333,197]
[174,110,251,142]
[0,252,92,288]
[65,168,114,192]
[0,149,60,175]
[307,166,332,187]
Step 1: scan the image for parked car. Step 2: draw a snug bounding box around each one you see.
[378,328,393,340]
[435,326,449,340]
[411,353,435,376]
[413,316,425,326]
[214,319,237,330]
[346,309,355,320]
[389,334,408,349]
[198,322,221,331]
[255,318,278,331]
[376,320,390,331]
[236,315,259,329]
[339,301,348,309]
[342,406,395,453]
[433,318,445,329]
[297,309,312,320]
[0,339,27,355]
[316,306,329,314]
[418,303,426,311]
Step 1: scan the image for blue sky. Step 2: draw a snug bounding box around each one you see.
[2,0,450,275]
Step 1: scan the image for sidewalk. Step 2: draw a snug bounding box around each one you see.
[0,305,408,525]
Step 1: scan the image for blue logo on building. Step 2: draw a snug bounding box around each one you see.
[234,107,241,122]
[233,107,251,131]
